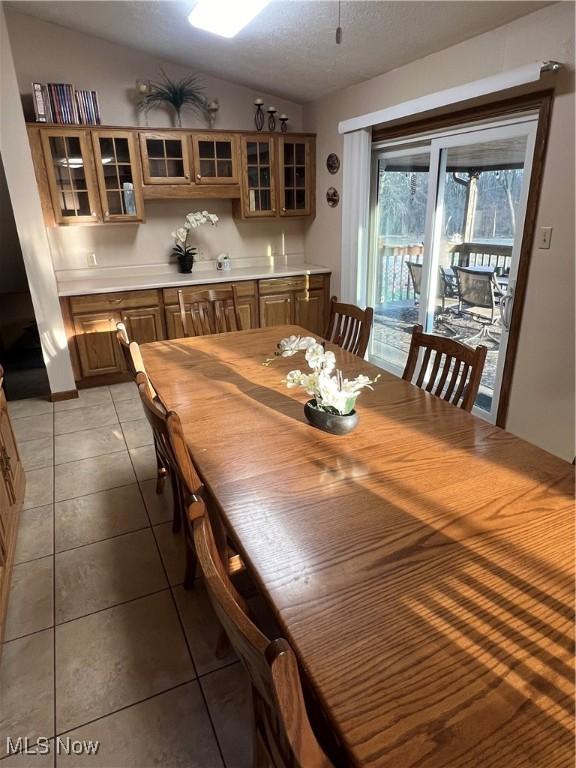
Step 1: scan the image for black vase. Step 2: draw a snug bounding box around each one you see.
[178,253,194,274]
[304,399,358,435]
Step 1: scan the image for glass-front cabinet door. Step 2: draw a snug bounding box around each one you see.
[139,132,191,185]
[239,136,276,217]
[40,129,101,224]
[278,136,313,217]
[191,134,238,185]
[92,131,144,222]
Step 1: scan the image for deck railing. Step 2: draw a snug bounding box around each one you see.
[376,241,513,305]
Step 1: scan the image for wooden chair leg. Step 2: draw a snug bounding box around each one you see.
[170,470,182,534]
[154,437,167,494]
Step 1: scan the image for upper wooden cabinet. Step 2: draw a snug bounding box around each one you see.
[28,125,315,224]
[191,134,238,185]
[40,128,101,225]
[238,136,277,218]
[139,131,191,185]
[278,136,315,217]
[92,131,144,222]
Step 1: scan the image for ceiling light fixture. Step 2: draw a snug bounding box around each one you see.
[188,0,271,38]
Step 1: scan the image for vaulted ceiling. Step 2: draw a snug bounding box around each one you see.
[7,1,551,102]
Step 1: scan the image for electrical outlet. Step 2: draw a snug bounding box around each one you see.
[537,226,552,249]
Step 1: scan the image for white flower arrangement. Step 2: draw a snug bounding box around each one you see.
[266,336,379,416]
[171,211,219,268]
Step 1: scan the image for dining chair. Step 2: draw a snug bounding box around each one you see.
[116,322,137,375]
[402,324,487,412]
[177,285,243,338]
[191,499,333,768]
[324,296,374,358]
[165,406,231,590]
[136,373,184,539]
[406,261,422,305]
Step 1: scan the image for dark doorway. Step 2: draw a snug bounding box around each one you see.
[0,152,50,400]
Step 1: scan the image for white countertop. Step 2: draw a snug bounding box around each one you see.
[57,262,331,297]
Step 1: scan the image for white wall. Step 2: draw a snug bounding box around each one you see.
[0,4,76,394]
[4,9,307,275]
[304,3,575,461]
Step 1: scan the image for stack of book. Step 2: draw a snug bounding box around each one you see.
[32,82,101,125]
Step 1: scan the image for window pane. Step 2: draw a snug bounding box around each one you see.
[99,138,115,159]
[106,191,122,215]
[114,138,130,163]
[149,159,166,177]
[103,166,119,190]
[284,166,294,188]
[118,165,134,186]
[146,139,164,158]
[199,141,215,158]
[285,189,294,209]
[166,159,184,177]
[295,189,306,209]
[248,188,258,212]
[295,166,306,188]
[284,143,294,165]
[165,139,183,158]
[248,166,258,189]
[247,142,258,164]
[216,141,232,159]
[75,191,91,216]
[259,143,270,164]
[295,143,306,164]
[70,166,88,190]
[216,159,232,177]
[200,159,216,177]
[49,136,66,161]
[66,137,82,157]
[260,189,271,211]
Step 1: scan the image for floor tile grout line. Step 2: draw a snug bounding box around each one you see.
[54,585,172,631]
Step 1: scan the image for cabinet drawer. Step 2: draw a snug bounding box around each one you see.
[163,280,257,305]
[70,290,161,314]
[259,274,326,295]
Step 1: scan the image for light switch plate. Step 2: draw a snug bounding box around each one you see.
[537,226,552,249]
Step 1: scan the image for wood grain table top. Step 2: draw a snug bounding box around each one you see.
[141,326,574,768]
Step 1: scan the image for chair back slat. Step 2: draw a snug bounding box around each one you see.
[434,355,453,397]
[324,297,373,358]
[415,347,431,388]
[425,351,442,393]
[403,325,487,412]
[193,507,333,768]
[177,286,243,338]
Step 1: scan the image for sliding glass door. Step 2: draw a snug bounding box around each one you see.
[368,118,537,422]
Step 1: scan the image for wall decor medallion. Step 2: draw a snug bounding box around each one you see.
[326,153,340,174]
[326,187,340,208]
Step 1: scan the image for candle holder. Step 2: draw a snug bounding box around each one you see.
[267,106,277,132]
[254,98,264,131]
[279,114,288,133]
[206,98,220,129]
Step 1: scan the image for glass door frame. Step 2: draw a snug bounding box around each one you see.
[367,115,539,423]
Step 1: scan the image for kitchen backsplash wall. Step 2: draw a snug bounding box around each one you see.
[47,199,306,271]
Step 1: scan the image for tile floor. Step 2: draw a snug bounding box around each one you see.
[1,383,251,768]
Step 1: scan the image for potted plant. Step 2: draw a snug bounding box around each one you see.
[266,336,379,435]
[171,211,218,273]
[140,69,209,128]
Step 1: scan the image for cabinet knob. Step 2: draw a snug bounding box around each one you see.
[196,174,202,180]
[91,211,97,217]
[282,207,286,212]
[104,211,109,218]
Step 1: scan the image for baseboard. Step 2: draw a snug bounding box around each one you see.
[50,389,79,402]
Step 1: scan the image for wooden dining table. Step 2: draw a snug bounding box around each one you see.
[141,325,574,768]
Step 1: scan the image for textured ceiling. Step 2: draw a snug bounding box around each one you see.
[7,0,551,102]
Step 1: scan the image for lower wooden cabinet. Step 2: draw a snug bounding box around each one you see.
[259,274,330,336]
[62,273,330,384]
[0,372,25,648]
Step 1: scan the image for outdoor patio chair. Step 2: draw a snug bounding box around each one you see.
[453,266,503,342]
[406,261,422,305]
